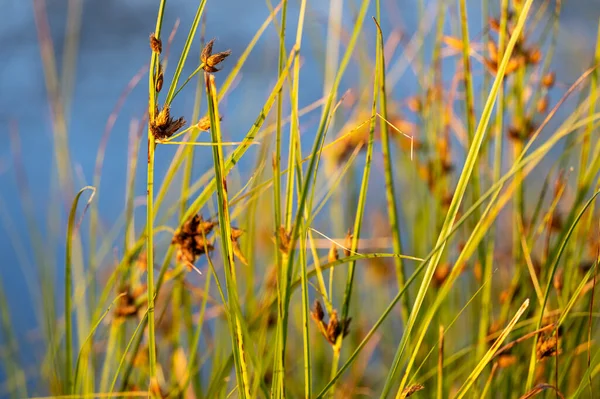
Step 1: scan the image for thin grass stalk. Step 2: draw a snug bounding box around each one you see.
[292,1,310,397]
[375,0,409,325]
[146,0,167,391]
[330,17,382,397]
[206,73,251,399]
[164,0,207,105]
[459,0,483,220]
[271,2,288,395]
[299,226,312,398]
[437,325,444,399]
[379,1,535,395]
[278,1,370,394]
[477,0,509,371]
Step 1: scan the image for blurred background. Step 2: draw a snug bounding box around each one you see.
[1,0,599,396]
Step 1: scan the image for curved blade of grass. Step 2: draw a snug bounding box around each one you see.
[379,1,535,395]
[65,186,96,394]
[146,0,167,389]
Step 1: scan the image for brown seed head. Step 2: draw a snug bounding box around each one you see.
[201,38,231,73]
[172,214,215,265]
[343,230,353,257]
[400,384,424,398]
[433,263,451,287]
[542,72,556,88]
[536,96,549,113]
[328,243,339,263]
[406,96,423,113]
[536,333,559,360]
[155,63,164,93]
[497,354,518,368]
[487,40,498,63]
[311,300,325,322]
[488,17,500,32]
[196,116,212,131]
[326,311,340,343]
[150,105,186,141]
[526,47,542,65]
[553,268,564,293]
[150,33,162,54]
[277,226,291,254]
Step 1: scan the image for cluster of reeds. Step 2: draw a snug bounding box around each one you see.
[2,0,600,398]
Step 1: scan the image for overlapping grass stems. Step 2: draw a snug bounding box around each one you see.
[4,0,600,398]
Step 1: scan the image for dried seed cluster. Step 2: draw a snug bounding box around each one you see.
[536,333,560,360]
[484,14,542,77]
[276,226,292,254]
[172,214,216,265]
[150,105,186,141]
[114,284,145,319]
[310,300,351,345]
[201,39,232,73]
[172,214,249,267]
[149,33,162,54]
[400,384,424,398]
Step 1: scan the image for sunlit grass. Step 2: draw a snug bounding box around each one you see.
[2,1,600,398]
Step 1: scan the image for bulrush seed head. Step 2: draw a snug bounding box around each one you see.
[230,226,249,265]
[542,72,556,88]
[155,63,164,93]
[196,116,212,131]
[328,243,339,263]
[311,300,351,345]
[149,33,162,54]
[277,226,291,254]
[172,214,216,266]
[536,333,559,360]
[150,105,186,141]
[343,230,353,257]
[400,384,424,398]
[201,38,232,73]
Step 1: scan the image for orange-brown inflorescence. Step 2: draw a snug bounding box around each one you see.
[310,300,351,345]
[536,333,560,360]
[155,63,164,93]
[400,384,425,398]
[149,33,162,54]
[172,214,216,265]
[201,39,232,73]
[114,284,145,318]
[150,105,186,141]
